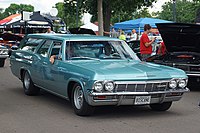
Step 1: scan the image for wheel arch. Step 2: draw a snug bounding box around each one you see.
[20,68,31,81]
[67,78,85,101]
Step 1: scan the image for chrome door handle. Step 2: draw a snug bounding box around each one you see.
[43,62,47,65]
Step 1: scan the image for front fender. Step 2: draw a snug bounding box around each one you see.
[67,78,89,100]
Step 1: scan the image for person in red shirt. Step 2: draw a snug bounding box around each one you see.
[140,24,156,61]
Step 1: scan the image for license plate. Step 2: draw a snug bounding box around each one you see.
[134,96,151,105]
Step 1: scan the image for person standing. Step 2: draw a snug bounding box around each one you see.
[130,29,137,41]
[110,28,119,38]
[104,28,119,38]
[140,24,156,61]
[46,28,55,34]
[119,31,126,41]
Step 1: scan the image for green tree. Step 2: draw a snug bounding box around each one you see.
[3,4,34,17]
[56,0,84,28]
[82,0,156,32]
[0,8,5,20]
[156,0,200,23]
[133,7,152,19]
[55,0,156,31]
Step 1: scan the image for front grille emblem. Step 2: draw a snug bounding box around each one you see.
[157,84,166,88]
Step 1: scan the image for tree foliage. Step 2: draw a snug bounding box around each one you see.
[56,0,85,28]
[0,4,34,20]
[133,7,152,19]
[55,0,157,30]
[0,8,4,20]
[4,4,34,16]
[82,0,156,31]
[156,0,200,23]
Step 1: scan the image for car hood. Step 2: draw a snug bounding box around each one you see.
[72,60,186,80]
[156,23,200,53]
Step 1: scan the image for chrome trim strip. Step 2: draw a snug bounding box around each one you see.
[115,80,171,84]
[173,63,200,67]
[187,73,200,76]
[90,88,189,96]
[34,84,69,100]
[0,55,9,58]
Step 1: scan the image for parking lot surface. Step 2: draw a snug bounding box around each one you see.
[0,59,199,133]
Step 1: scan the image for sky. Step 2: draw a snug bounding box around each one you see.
[149,0,170,13]
[0,0,170,23]
[0,0,63,13]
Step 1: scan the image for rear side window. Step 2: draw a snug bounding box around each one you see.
[20,38,44,52]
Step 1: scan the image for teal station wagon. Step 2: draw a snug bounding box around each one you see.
[10,34,189,116]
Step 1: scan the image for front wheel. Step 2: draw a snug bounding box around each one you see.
[22,71,40,96]
[71,83,94,116]
[150,102,172,111]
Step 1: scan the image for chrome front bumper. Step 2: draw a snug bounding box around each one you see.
[87,88,190,106]
[0,55,9,59]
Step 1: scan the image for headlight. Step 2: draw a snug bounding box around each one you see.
[104,81,114,92]
[169,79,177,89]
[178,79,186,88]
[93,82,103,92]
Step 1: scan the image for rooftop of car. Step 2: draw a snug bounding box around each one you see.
[27,34,120,41]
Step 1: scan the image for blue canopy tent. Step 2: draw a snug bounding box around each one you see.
[113,18,172,34]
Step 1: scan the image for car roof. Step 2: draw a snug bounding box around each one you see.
[27,34,120,41]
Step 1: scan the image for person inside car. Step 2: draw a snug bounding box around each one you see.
[50,44,77,64]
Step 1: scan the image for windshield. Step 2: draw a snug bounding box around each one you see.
[64,41,140,61]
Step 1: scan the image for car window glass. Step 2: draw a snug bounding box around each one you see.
[65,41,103,60]
[50,41,62,58]
[21,38,44,52]
[65,41,139,60]
[37,40,52,57]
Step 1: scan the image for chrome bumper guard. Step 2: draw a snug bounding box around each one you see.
[88,88,190,106]
[90,88,189,96]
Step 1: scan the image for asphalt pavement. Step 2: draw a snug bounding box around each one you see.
[0,59,200,133]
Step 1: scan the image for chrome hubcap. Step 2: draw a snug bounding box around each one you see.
[74,86,84,110]
[24,72,30,90]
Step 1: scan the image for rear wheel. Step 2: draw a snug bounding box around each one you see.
[150,102,172,111]
[22,71,40,96]
[71,83,94,116]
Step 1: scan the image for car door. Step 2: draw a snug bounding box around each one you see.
[40,41,66,95]
[33,39,53,87]
[17,37,45,85]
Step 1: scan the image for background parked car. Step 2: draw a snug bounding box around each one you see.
[147,23,200,85]
[0,33,22,57]
[0,44,9,67]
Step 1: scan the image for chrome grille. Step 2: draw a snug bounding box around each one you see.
[115,82,168,92]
